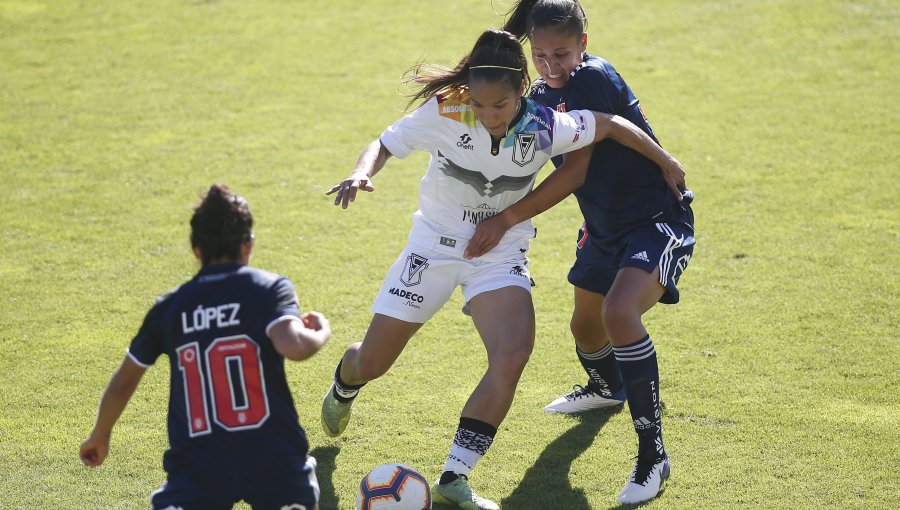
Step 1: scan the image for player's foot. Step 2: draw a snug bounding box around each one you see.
[321,383,353,437]
[617,455,670,504]
[543,384,625,414]
[432,474,499,510]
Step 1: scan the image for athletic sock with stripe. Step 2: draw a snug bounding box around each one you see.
[439,417,497,484]
[331,360,366,403]
[613,335,666,460]
[576,342,623,396]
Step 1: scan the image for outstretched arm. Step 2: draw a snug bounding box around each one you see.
[79,357,147,467]
[269,311,332,361]
[325,139,393,209]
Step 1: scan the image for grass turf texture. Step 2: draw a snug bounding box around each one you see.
[1,0,897,508]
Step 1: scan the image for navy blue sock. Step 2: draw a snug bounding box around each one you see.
[613,335,665,460]
[576,342,623,396]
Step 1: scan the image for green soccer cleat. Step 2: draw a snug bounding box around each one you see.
[432,474,500,510]
[321,383,353,437]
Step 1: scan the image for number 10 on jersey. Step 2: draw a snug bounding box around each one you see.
[176,335,270,437]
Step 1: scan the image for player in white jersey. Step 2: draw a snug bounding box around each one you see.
[320,29,684,510]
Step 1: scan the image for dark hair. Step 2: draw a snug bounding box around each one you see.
[503,0,587,41]
[190,183,253,265]
[404,29,530,109]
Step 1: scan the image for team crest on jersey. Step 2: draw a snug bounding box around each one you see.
[512,133,536,167]
[400,253,429,287]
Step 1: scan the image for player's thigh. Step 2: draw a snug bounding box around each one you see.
[605,266,665,318]
[468,286,535,362]
[353,314,424,377]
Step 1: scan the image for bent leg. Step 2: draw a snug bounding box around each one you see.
[340,313,423,385]
[464,285,535,426]
[602,267,665,347]
[571,286,609,351]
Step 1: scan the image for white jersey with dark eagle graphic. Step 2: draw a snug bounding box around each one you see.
[379,88,596,254]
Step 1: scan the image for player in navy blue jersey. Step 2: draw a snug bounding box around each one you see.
[79,184,332,510]
[464,0,695,504]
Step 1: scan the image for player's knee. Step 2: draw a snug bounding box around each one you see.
[491,341,533,377]
[570,314,604,345]
[601,299,638,338]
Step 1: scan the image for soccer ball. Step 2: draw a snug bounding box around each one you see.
[356,463,432,510]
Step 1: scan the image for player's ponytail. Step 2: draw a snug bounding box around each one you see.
[190,183,254,266]
[503,0,587,41]
[404,29,529,110]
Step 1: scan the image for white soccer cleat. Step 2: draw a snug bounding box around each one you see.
[543,384,625,414]
[617,456,670,504]
[432,474,499,510]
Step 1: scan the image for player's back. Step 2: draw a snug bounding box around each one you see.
[131,263,308,490]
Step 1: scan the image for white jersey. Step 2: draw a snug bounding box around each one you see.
[380,89,596,258]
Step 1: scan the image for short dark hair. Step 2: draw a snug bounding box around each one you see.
[189,184,253,265]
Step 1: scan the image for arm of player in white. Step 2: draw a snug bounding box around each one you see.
[325,139,394,209]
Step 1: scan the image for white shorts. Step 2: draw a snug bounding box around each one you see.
[371,231,533,323]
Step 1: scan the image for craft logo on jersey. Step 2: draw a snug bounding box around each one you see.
[400,253,429,287]
[457,133,474,150]
[509,265,525,277]
[512,133,536,167]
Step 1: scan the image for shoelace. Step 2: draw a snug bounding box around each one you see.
[565,384,600,401]
[630,456,663,486]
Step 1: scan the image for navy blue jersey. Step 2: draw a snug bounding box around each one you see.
[530,54,693,241]
[128,263,308,488]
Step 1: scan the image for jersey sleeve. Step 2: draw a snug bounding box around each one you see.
[127,296,168,367]
[549,108,597,158]
[265,277,302,336]
[379,98,439,159]
[568,65,621,113]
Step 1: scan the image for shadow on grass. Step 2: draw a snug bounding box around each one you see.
[309,445,341,509]
[497,406,623,510]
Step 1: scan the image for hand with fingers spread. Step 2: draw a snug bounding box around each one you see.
[325,172,375,209]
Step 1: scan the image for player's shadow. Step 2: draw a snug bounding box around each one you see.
[500,407,622,510]
[309,445,341,509]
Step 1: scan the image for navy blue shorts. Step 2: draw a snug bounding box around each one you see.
[151,455,319,510]
[567,221,694,304]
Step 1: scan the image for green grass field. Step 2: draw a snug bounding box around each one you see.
[1,0,898,508]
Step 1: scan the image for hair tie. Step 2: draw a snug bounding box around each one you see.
[470,65,523,72]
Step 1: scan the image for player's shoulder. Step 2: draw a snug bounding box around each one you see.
[570,54,617,83]
[236,265,291,289]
